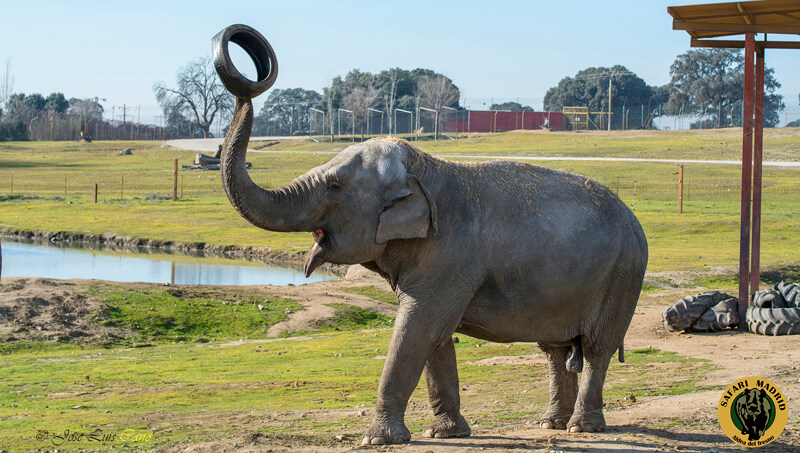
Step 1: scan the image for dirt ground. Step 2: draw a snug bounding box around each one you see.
[1,271,799,452]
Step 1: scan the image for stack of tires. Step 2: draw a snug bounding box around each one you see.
[747,281,800,335]
[662,282,800,335]
[662,291,739,332]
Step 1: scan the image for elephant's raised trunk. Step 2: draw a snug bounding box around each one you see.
[214,24,318,233]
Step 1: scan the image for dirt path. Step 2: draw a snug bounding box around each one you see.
[2,276,799,452]
[165,137,800,167]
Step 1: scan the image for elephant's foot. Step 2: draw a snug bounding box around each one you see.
[422,414,471,439]
[539,412,571,430]
[566,411,605,433]
[360,418,411,445]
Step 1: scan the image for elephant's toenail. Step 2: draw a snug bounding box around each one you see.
[568,425,583,433]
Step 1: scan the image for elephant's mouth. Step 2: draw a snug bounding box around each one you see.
[303,229,328,277]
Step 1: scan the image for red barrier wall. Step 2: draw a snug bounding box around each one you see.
[445,111,564,133]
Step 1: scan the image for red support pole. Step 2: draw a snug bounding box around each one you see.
[738,33,755,327]
[750,45,765,298]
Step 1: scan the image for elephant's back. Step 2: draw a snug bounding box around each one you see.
[460,159,647,285]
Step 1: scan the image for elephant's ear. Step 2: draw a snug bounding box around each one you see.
[376,174,437,244]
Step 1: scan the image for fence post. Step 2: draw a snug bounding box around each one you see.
[173,159,178,201]
[678,165,684,213]
[94,183,98,203]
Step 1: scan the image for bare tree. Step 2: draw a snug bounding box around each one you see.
[153,56,233,138]
[1,58,13,110]
[342,83,379,139]
[417,74,459,111]
[382,69,398,135]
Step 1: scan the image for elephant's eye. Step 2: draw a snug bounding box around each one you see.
[328,181,343,193]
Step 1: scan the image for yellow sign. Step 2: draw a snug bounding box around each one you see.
[718,376,788,447]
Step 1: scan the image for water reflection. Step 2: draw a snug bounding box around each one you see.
[1,239,336,286]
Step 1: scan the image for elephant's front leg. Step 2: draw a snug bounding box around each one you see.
[422,337,471,438]
[361,305,440,445]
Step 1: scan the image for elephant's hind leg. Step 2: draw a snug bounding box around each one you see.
[422,337,471,438]
[539,344,579,430]
[566,341,614,433]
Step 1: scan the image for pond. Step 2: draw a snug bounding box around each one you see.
[0,239,337,286]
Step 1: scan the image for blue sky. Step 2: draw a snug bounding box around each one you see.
[2,1,798,124]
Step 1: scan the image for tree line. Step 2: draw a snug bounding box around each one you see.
[543,49,786,129]
[0,90,106,140]
[1,48,796,141]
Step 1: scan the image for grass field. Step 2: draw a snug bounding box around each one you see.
[0,308,713,451]
[1,129,799,272]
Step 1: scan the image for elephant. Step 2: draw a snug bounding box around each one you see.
[211,24,648,445]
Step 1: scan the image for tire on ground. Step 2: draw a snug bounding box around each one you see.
[691,298,739,332]
[746,307,800,335]
[776,281,800,307]
[662,291,732,332]
[753,289,786,308]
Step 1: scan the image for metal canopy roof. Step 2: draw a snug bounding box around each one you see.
[668,0,800,44]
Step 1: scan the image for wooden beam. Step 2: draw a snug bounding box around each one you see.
[691,39,800,49]
[737,2,754,25]
[668,4,800,22]
[750,46,765,299]
[738,32,755,328]
[674,20,800,34]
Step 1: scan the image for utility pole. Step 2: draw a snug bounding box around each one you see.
[120,104,133,124]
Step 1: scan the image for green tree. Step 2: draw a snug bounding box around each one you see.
[320,68,460,114]
[253,88,322,136]
[6,93,45,122]
[544,66,655,111]
[162,103,194,138]
[666,48,784,128]
[489,101,534,111]
[68,97,104,121]
[45,92,68,113]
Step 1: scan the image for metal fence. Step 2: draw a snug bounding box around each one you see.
[2,166,798,207]
[25,113,173,141]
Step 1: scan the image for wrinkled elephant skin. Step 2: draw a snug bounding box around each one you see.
[213,27,647,445]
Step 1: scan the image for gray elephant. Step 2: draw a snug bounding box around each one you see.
[212,25,648,445]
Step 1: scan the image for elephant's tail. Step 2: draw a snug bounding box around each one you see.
[618,341,625,363]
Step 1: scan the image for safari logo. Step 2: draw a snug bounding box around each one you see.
[718,377,788,447]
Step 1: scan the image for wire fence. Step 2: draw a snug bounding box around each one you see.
[2,167,798,206]
[464,96,800,130]
[25,113,175,141]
